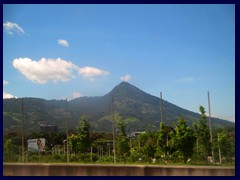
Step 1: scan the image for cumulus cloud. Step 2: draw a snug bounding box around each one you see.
[3,80,17,99]
[78,67,110,81]
[58,39,70,47]
[13,58,76,84]
[12,57,110,83]
[3,92,17,99]
[120,74,132,82]
[177,77,195,83]
[3,21,25,34]
[3,80,9,85]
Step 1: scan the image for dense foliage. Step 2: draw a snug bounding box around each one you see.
[3,106,235,165]
[172,118,196,163]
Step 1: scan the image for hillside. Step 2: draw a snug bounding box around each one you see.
[3,82,234,134]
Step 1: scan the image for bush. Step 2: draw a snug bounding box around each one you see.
[128,148,142,163]
[97,155,113,163]
[68,153,98,163]
[28,154,39,162]
[52,154,66,162]
[69,154,78,162]
[3,154,19,162]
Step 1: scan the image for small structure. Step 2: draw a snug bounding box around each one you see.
[129,131,145,138]
[40,124,58,133]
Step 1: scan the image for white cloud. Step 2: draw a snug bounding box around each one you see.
[71,91,82,99]
[13,58,77,84]
[77,66,110,81]
[3,80,9,85]
[12,57,110,83]
[58,39,70,47]
[120,74,132,82]
[3,92,17,99]
[3,80,17,99]
[177,77,195,83]
[62,91,82,100]
[3,21,25,34]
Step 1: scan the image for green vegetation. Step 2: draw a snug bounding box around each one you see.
[3,83,234,165]
[193,106,211,161]
[3,107,235,166]
[172,118,196,163]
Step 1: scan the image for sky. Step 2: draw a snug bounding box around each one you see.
[3,4,235,122]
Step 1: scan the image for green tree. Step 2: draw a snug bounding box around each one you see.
[156,122,168,158]
[216,128,235,163]
[116,116,130,161]
[4,139,14,161]
[77,114,91,153]
[139,130,158,162]
[68,134,80,154]
[193,106,211,161]
[172,117,196,163]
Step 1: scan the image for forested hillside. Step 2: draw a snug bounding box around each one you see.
[3,82,234,134]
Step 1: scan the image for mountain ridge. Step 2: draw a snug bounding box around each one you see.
[3,82,234,134]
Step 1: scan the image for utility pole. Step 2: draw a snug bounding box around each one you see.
[218,133,222,164]
[208,91,214,162]
[66,98,69,163]
[111,96,116,163]
[160,92,164,125]
[21,98,24,162]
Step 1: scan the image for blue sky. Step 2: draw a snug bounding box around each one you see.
[3,4,235,122]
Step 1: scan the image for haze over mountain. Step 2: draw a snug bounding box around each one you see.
[3,82,234,134]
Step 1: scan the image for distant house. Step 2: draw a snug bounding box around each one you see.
[128,131,145,138]
[40,124,58,133]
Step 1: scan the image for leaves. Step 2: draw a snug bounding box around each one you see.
[116,116,130,156]
[194,106,211,160]
[172,117,196,163]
